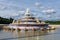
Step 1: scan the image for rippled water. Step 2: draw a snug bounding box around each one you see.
[0,26,60,40]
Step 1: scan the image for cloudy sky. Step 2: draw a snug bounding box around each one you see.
[0,0,60,20]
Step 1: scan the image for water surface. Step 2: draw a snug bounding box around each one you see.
[0,26,60,40]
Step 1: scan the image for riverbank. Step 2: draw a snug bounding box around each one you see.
[49,24,60,28]
[0,24,8,29]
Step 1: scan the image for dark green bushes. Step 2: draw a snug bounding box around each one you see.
[45,20,60,24]
[0,17,13,24]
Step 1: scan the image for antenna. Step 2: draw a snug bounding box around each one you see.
[25,8,30,15]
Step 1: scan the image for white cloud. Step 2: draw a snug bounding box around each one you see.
[47,15,51,18]
[39,6,44,9]
[35,2,42,7]
[0,0,21,18]
[35,2,40,6]
[42,8,56,13]
[11,13,19,16]
[35,2,45,9]
[0,4,6,10]
[3,13,19,18]
[18,10,25,14]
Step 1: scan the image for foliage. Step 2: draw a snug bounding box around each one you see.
[45,20,60,24]
[0,17,13,24]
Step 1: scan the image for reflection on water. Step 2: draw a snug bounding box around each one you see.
[0,27,60,40]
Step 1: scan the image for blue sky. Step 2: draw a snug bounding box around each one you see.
[0,0,60,20]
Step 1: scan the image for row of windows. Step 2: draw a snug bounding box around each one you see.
[21,21,37,22]
[23,17,35,19]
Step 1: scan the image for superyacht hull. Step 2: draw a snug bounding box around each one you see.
[9,23,48,27]
[8,23,49,30]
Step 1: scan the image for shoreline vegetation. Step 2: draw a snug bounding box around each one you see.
[45,21,60,25]
[0,17,60,24]
[0,17,13,24]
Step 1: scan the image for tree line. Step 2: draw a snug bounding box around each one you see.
[0,17,13,24]
[45,20,60,24]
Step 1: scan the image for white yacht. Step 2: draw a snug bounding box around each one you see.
[8,8,51,30]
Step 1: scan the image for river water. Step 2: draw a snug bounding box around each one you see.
[0,26,60,40]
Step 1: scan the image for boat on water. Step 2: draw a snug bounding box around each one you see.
[7,8,55,30]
